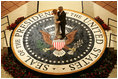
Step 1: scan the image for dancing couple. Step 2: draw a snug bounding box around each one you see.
[52,6,66,40]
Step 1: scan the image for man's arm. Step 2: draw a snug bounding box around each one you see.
[56,12,66,24]
[60,12,66,23]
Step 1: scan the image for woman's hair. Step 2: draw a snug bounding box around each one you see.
[52,9,57,14]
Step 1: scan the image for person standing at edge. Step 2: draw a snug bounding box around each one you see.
[57,6,66,40]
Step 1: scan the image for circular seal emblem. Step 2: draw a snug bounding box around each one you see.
[11,9,106,75]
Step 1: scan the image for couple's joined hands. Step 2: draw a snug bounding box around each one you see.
[56,21,60,24]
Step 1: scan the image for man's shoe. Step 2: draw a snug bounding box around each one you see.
[60,36,67,40]
[60,37,64,40]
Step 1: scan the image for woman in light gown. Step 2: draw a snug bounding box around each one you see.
[52,9,60,39]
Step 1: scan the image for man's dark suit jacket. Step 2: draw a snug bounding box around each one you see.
[57,11,66,25]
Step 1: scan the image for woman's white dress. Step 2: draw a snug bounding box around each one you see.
[54,14,60,36]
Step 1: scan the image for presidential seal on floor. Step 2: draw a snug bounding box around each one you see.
[11,9,106,75]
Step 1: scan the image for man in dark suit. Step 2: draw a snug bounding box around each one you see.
[57,6,66,39]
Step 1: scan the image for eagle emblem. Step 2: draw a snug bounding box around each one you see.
[40,30,83,57]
